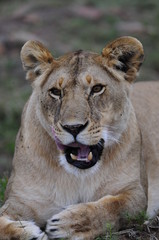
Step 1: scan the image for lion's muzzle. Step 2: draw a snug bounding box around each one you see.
[52,125,104,169]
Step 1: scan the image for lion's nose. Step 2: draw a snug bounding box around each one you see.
[62,122,88,138]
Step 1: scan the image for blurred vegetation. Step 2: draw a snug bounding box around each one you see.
[0,176,8,207]
[0,0,159,176]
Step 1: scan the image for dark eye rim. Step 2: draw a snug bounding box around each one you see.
[91,84,105,94]
[49,87,61,97]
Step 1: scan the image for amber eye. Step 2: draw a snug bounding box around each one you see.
[49,88,61,98]
[91,84,104,94]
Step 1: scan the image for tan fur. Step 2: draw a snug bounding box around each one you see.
[86,75,92,84]
[0,37,159,240]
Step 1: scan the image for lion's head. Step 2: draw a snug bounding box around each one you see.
[21,37,144,174]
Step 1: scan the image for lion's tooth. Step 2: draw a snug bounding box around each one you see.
[88,152,93,161]
[70,153,77,160]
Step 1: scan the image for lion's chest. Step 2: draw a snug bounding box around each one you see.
[51,175,100,208]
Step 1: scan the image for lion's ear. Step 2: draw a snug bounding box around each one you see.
[101,36,144,82]
[21,40,54,81]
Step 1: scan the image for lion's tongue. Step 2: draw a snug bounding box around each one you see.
[68,143,90,160]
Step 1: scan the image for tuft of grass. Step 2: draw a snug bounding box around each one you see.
[95,211,148,240]
[95,223,118,240]
[125,210,148,226]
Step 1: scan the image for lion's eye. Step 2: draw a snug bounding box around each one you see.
[49,88,61,98]
[91,84,105,95]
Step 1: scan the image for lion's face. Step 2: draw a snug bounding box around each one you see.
[21,37,144,173]
[38,59,130,171]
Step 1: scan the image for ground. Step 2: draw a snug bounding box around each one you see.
[0,0,159,239]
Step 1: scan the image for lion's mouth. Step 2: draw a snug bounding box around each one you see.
[64,139,104,169]
[51,127,104,169]
[55,138,104,169]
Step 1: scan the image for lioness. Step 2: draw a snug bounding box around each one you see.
[0,36,159,240]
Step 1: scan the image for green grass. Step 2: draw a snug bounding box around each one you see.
[124,210,148,232]
[0,177,8,207]
[95,223,118,240]
[125,210,148,226]
[95,211,148,240]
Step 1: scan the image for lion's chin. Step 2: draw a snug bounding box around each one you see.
[59,139,105,170]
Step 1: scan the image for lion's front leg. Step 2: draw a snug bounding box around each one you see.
[46,190,146,240]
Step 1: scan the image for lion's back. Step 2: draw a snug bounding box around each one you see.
[132,81,159,124]
[131,81,159,153]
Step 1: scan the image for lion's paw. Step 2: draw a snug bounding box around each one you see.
[46,204,95,240]
[14,221,43,239]
[1,218,48,240]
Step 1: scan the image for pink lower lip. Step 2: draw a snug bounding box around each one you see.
[51,126,65,150]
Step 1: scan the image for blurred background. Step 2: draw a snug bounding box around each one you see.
[0,0,159,177]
